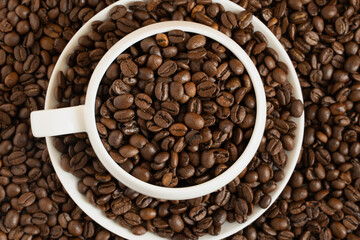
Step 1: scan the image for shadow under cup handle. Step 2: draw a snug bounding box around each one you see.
[30,105,87,137]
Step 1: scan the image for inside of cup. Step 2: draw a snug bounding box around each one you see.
[95,30,257,188]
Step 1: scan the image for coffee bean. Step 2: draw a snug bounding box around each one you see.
[4,209,20,229]
[259,194,272,209]
[132,166,151,182]
[229,58,244,75]
[216,91,234,107]
[131,225,146,235]
[184,113,204,130]
[304,31,319,46]
[345,55,360,73]
[169,214,185,232]
[23,54,40,73]
[272,68,287,84]
[238,11,253,29]
[18,192,36,207]
[155,82,169,101]
[169,123,188,137]
[197,81,220,98]
[154,110,174,128]
[70,152,88,170]
[168,30,186,43]
[321,5,338,20]
[111,196,132,215]
[267,138,283,155]
[158,60,177,77]
[290,99,304,117]
[186,35,206,50]
[113,93,134,109]
[114,109,135,122]
[201,148,229,168]
[330,222,347,239]
[160,172,177,187]
[135,93,152,109]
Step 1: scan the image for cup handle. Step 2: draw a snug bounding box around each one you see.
[30,105,87,137]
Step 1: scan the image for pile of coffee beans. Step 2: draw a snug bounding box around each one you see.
[2,0,359,239]
[95,31,256,187]
[53,0,302,237]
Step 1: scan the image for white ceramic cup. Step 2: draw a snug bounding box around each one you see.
[31,21,267,200]
[30,0,304,239]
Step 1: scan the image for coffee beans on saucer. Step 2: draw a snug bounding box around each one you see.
[52,2,303,237]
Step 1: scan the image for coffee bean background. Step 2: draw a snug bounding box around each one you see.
[0,0,358,240]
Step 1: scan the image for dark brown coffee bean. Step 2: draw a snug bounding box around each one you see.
[114,109,135,122]
[188,47,207,60]
[201,148,229,168]
[238,11,253,29]
[330,222,347,239]
[272,68,287,84]
[169,30,186,43]
[304,31,319,46]
[23,55,40,73]
[111,196,132,215]
[197,81,219,98]
[169,123,188,137]
[186,35,206,50]
[113,93,134,109]
[184,113,204,130]
[345,55,360,73]
[4,209,20,229]
[155,82,169,101]
[259,194,272,209]
[132,166,151,182]
[70,152,88,170]
[169,82,185,102]
[158,60,177,77]
[135,93,152,109]
[169,214,185,232]
[154,110,174,128]
[18,192,36,207]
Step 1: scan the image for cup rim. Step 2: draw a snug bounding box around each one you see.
[79,21,267,200]
[43,0,304,239]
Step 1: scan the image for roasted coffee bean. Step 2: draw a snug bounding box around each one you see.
[70,152,88,170]
[135,93,152,109]
[169,123,188,137]
[197,81,220,98]
[154,110,174,128]
[186,35,206,50]
[184,113,204,130]
[114,109,135,122]
[155,82,169,101]
[111,196,132,215]
[201,148,229,168]
[168,30,186,43]
[158,60,177,77]
[18,192,36,207]
[113,93,134,109]
[238,11,253,29]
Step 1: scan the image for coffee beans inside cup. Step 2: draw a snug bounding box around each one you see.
[95,31,257,187]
